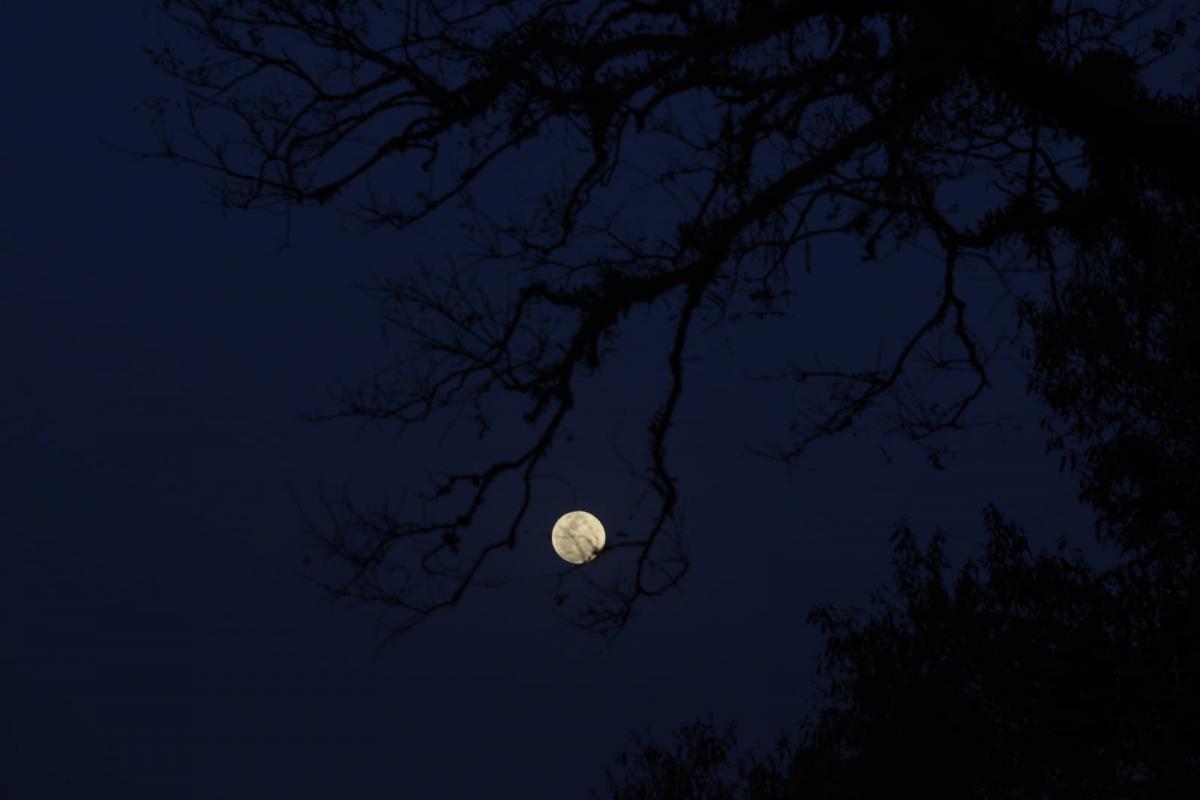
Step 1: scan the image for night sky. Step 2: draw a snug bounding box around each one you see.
[3,5,1099,797]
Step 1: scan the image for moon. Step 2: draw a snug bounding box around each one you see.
[551,510,606,564]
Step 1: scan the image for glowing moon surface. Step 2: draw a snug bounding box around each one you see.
[551,510,606,564]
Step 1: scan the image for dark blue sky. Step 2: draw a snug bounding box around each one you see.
[2,4,1097,797]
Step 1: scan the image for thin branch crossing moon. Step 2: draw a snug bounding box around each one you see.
[551,511,606,564]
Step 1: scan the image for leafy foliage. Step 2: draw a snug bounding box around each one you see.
[1026,190,1200,567]
[606,510,1200,797]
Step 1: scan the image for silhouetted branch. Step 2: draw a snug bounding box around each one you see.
[151,0,1200,633]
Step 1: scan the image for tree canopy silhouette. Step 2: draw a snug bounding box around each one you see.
[600,5,1200,785]
[150,0,1199,634]
[603,510,1199,797]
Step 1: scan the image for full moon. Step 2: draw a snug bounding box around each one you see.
[551,510,606,564]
